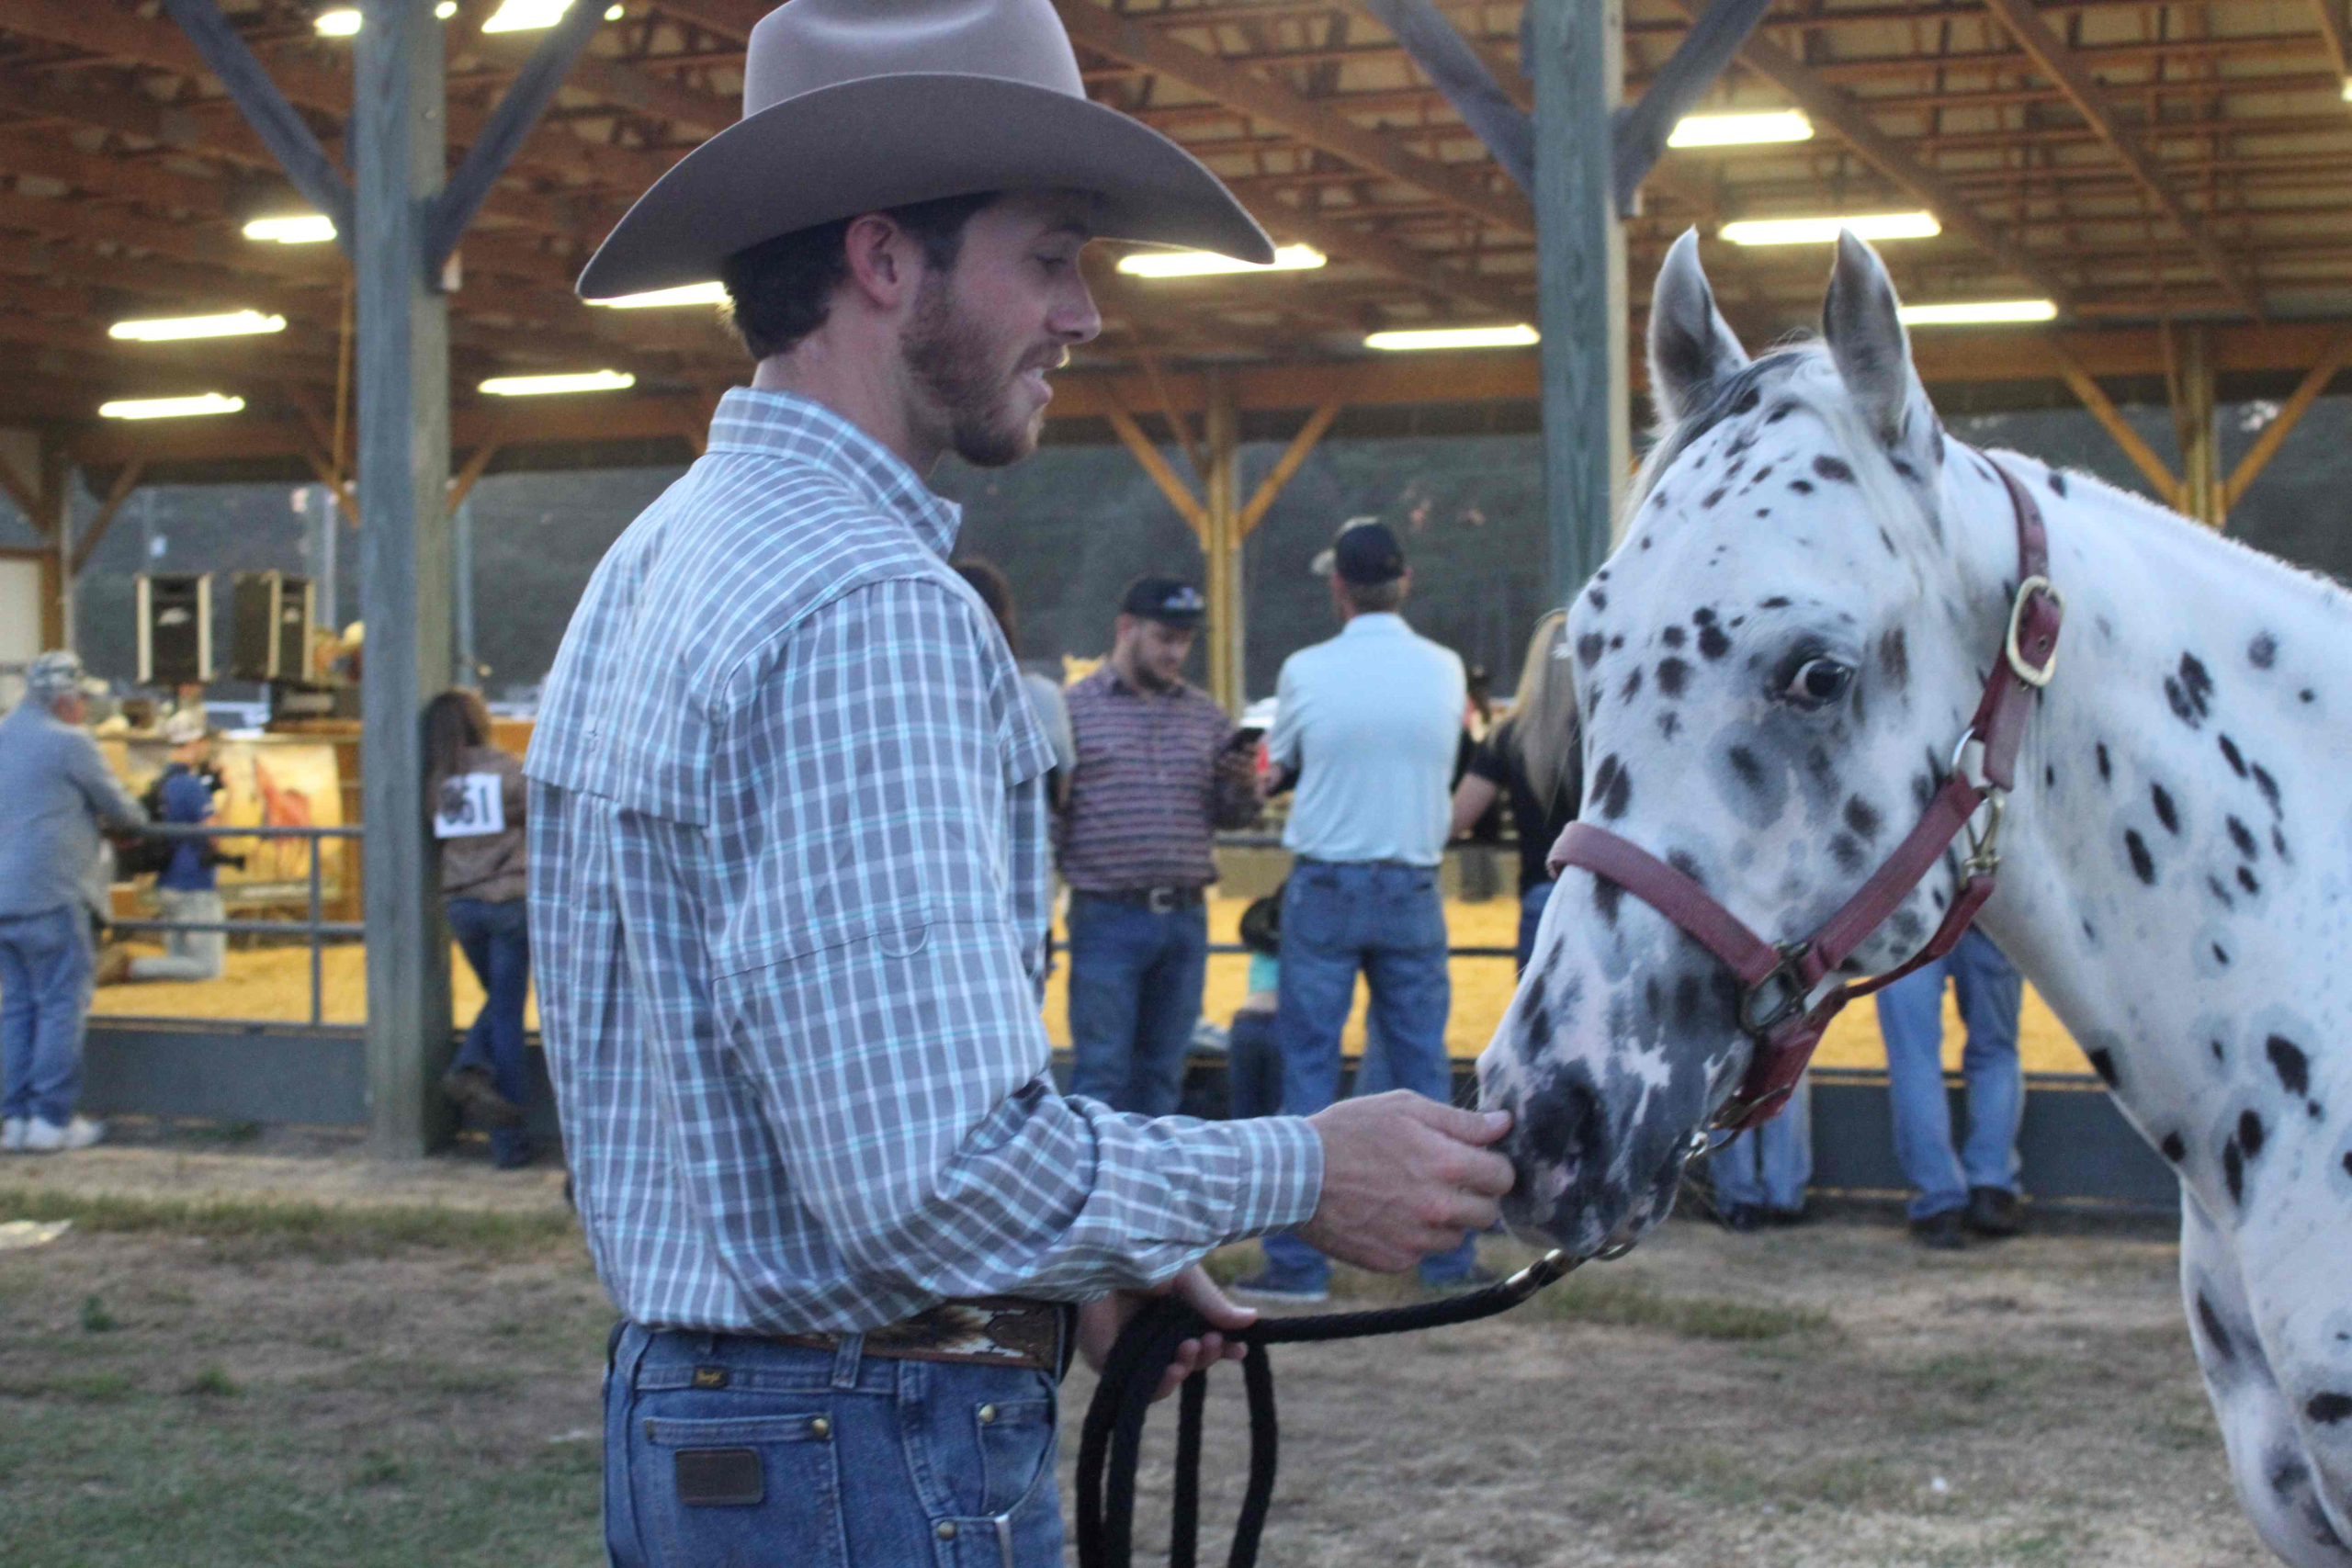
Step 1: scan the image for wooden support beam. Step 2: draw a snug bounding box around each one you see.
[0,444,41,526]
[159,0,355,254]
[1100,391,1208,537]
[446,441,503,512]
[2044,341,2180,505]
[1978,0,2259,316]
[1238,398,1343,536]
[429,2,612,273]
[70,461,143,578]
[2223,327,2352,512]
[2175,325,2222,526]
[2312,0,2352,79]
[1609,0,1771,217]
[1203,371,1243,712]
[1051,0,1533,237]
[1136,346,1205,484]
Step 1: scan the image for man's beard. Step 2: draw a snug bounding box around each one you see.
[901,273,1041,468]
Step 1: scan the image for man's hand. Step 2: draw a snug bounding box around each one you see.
[1296,1094,1516,1272]
[1078,1265,1257,1403]
[1213,748,1263,799]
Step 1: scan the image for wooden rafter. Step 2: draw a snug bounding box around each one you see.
[1099,388,1209,536]
[69,459,143,577]
[2044,339,2181,504]
[1238,397,1342,535]
[2222,326,2352,510]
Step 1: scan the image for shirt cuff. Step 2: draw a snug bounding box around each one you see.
[1212,1113,1324,1241]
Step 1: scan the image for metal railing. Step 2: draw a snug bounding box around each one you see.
[98,821,362,1030]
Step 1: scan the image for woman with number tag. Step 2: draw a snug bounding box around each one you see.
[425,689,535,1169]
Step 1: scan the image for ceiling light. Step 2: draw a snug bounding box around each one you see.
[109,310,287,344]
[1668,110,1812,149]
[1364,324,1538,352]
[1897,299,2059,326]
[1115,243,1327,279]
[243,213,337,244]
[1720,211,1941,245]
[478,369,636,396]
[99,393,246,420]
[605,3,624,17]
[436,1,458,16]
[314,8,361,36]
[482,0,577,30]
[585,281,729,310]
[2342,77,2352,102]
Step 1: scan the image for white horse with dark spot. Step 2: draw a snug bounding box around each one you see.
[1478,230,2352,1565]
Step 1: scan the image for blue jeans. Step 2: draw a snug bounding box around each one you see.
[1872,926,2024,1221]
[1065,893,1208,1117]
[1226,1008,1282,1122]
[1514,880,1555,976]
[0,906,93,1127]
[447,896,532,1165]
[604,1322,1063,1567]
[1709,1074,1813,1213]
[1264,861,1473,1289]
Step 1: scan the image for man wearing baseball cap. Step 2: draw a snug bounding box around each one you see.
[526,4,1514,1560]
[1057,577,1261,1116]
[0,651,146,1154]
[119,708,229,986]
[1239,519,1484,1303]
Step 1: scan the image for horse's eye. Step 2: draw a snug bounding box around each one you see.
[1785,658,1854,709]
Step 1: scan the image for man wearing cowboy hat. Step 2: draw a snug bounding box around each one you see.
[526,3,1515,1562]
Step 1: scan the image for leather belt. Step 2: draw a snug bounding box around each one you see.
[1083,886,1205,912]
[775,1295,1072,1374]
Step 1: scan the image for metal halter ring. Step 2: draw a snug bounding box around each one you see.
[2004,574,2062,687]
[1736,941,1813,1036]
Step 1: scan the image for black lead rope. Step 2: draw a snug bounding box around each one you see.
[1075,1250,1580,1568]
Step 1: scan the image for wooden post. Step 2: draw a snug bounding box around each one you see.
[355,0,455,1158]
[1532,0,1631,602]
[2175,324,2220,526]
[40,434,69,651]
[1203,370,1242,713]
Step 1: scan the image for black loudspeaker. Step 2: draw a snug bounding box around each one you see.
[229,570,314,681]
[136,573,212,686]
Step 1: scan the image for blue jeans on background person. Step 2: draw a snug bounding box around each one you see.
[0,907,93,1129]
[447,896,533,1168]
[604,1322,1063,1567]
[1262,860,1474,1290]
[1709,1074,1813,1215]
[1065,893,1208,1117]
[1514,879,1555,975]
[1226,1008,1282,1122]
[1872,926,2024,1222]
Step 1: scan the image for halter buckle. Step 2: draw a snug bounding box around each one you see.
[2004,574,2062,687]
[1736,941,1813,1036]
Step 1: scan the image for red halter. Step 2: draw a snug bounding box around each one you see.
[1546,458,2066,1132]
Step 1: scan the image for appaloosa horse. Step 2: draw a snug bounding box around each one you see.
[1477,229,2352,1565]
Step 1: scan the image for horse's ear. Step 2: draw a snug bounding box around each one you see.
[1647,229,1749,426]
[1823,231,1916,446]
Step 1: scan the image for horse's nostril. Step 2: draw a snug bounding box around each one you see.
[1521,1070,1604,1172]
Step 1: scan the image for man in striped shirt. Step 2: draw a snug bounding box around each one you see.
[1058,578,1261,1113]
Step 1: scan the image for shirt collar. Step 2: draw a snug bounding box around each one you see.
[1340,612,1408,637]
[705,388,962,560]
[1092,662,1193,702]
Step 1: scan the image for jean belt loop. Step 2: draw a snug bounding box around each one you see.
[830,1332,864,1390]
[614,1321,654,1393]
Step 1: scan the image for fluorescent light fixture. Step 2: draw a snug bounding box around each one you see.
[1668,109,1812,149]
[314,7,361,35]
[478,369,636,396]
[1720,210,1942,245]
[1115,243,1327,279]
[2342,76,2352,102]
[1897,299,2059,326]
[436,0,458,16]
[109,310,287,344]
[243,213,336,244]
[605,3,624,16]
[482,0,577,30]
[99,393,246,421]
[585,281,729,310]
[1364,324,1538,352]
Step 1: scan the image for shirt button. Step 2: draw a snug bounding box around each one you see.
[808,1416,831,1439]
[936,1522,958,1541]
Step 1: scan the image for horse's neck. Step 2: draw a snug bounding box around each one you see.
[1958,453,2352,1194]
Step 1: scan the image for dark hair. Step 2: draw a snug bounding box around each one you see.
[1340,575,1408,615]
[720,192,1001,362]
[422,689,492,815]
[952,556,1019,655]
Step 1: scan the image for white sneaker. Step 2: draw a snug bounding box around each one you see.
[0,1117,25,1153]
[22,1116,104,1153]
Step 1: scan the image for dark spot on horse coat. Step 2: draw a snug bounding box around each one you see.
[2301,688,2313,703]
[1667,851,1706,886]
[1879,627,1908,689]
[2161,1131,2188,1162]
[2239,1109,2266,1159]
[1621,668,1644,703]
[2197,1293,2234,1359]
[1789,479,1814,495]
[1752,466,1774,484]
[1767,401,1795,423]
[1657,711,1680,739]
[2125,829,2155,885]
[1702,488,1726,509]
[2151,784,2179,835]
[2096,743,2112,784]
[1596,756,1632,820]
[2207,875,2235,909]
[2253,764,2281,818]
[1829,833,1865,874]
[1662,625,1686,649]
[2224,1138,2245,1203]
[2267,1035,2311,1097]
[1844,795,1882,840]
[1693,607,1717,626]
[1657,658,1691,697]
[2165,677,2199,728]
[1609,635,1624,651]
[2309,1393,2352,1425]
[1588,587,1609,611]
[1812,455,1855,484]
[2213,944,2231,965]
[1889,457,1917,481]
[2219,736,2247,777]
[1697,624,1732,661]
[1891,909,1926,945]
[1728,746,1765,794]
[2048,469,2067,497]
[1592,874,1624,924]
[2227,817,2258,859]
[2271,827,2290,862]
[2212,1039,2227,1062]
[1878,528,1897,557]
[2087,1048,2119,1087]
[2178,653,2214,718]
[2238,865,2261,897]
[2249,632,2277,670]
[1760,596,1791,610]
[1577,633,1605,668]
[2044,766,2055,788]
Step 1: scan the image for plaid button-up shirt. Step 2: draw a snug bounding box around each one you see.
[1056,666,1259,894]
[526,390,1322,1335]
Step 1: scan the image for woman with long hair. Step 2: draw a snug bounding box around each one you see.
[424,688,535,1168]
[1450,610,1579,973]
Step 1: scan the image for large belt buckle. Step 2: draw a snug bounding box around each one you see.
[1145,886,1178,914]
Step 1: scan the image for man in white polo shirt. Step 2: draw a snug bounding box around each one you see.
[1238,519,1479,1302]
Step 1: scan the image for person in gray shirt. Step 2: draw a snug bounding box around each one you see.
[0,650,145,1153]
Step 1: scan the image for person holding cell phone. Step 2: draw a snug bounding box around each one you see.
[1057,577,1264,1114]
[424,688,535,1169]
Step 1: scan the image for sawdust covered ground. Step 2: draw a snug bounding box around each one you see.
[89,895,2092,1076]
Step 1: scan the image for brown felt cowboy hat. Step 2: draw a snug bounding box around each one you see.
[574,0,1274,300]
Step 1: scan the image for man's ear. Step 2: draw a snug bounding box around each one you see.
[841,212,915,311]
